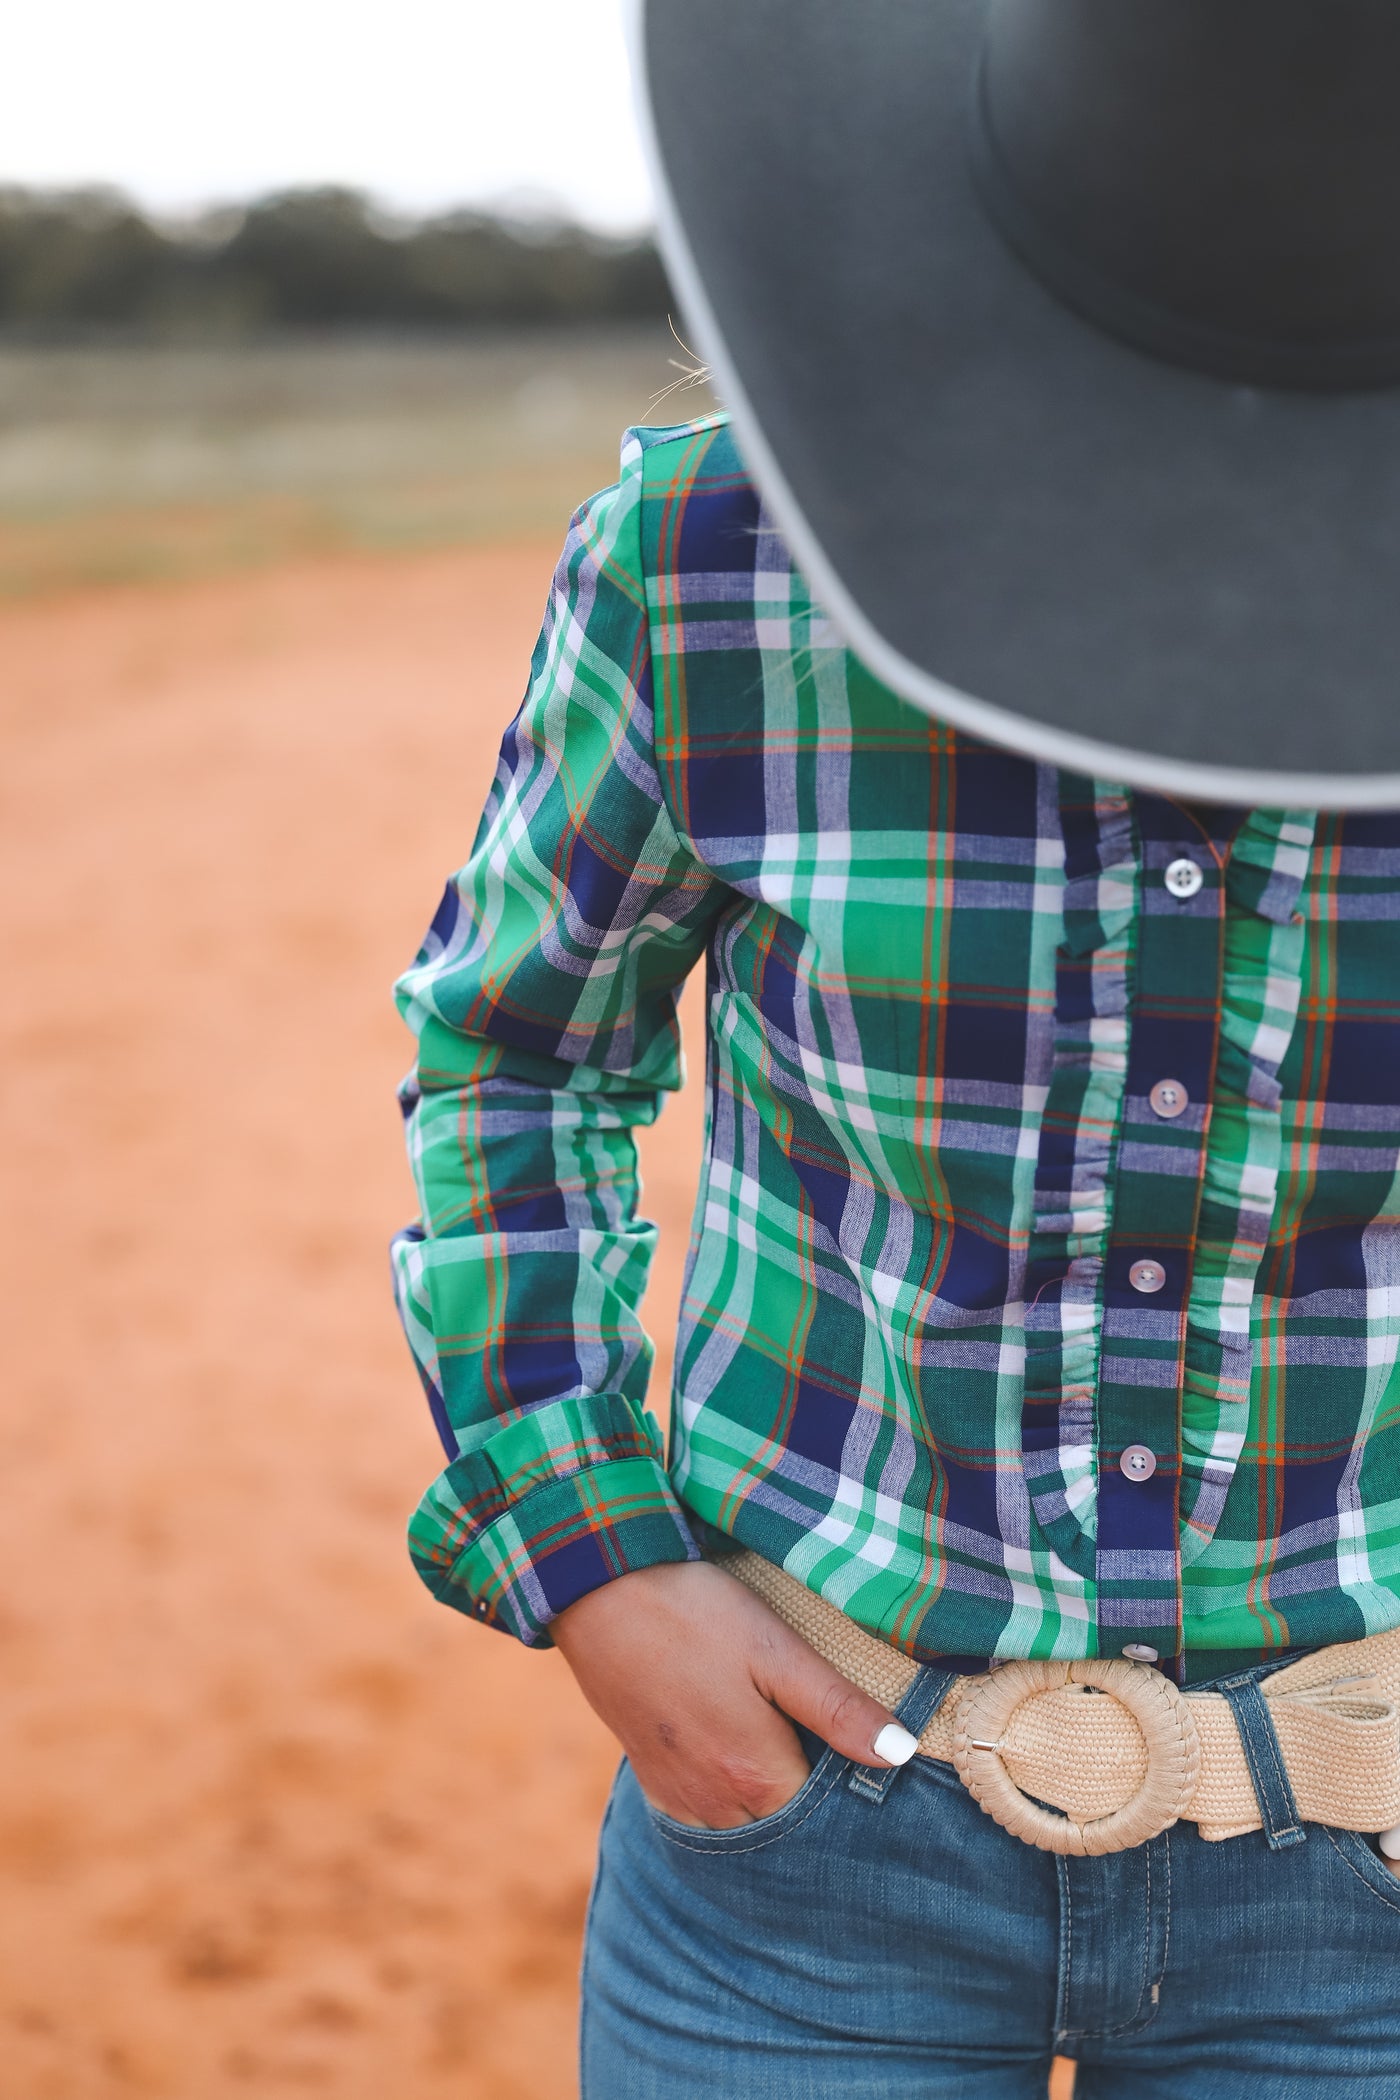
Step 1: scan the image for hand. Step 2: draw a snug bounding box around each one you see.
[551,1559,918,1830]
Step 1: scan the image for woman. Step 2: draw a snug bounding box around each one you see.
[392,2,1400,2089]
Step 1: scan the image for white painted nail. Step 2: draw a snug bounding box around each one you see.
[1379,1825,1400,1861]
[873,1722,920,1767]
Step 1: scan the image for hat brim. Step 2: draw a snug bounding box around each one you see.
[631,0,1400,807]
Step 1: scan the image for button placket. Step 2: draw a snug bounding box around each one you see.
[1094,805,1230,1668]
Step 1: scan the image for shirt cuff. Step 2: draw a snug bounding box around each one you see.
[407,1394,699,1643]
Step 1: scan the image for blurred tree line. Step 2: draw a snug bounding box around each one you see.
[0,186,672,335]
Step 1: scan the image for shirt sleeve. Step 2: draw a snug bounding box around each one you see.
[391,430,723,1643]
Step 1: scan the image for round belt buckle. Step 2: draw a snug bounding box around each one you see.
[951,1658,1201,1856]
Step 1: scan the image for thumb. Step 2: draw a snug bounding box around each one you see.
[757,1629,922,1769]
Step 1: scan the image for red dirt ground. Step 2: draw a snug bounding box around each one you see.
[0,545,1072,2099]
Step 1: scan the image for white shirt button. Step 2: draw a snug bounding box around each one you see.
[1129,1259,1167,1294]
[1122,1643,1160,1663]
[1164,857,1204,899]
[1121,1445,1158,1483]
[1149,1078,1189,1120]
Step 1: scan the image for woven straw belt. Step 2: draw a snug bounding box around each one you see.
[727,1550,1400,1857]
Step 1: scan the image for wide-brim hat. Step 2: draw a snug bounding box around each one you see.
[629,0,1400,807]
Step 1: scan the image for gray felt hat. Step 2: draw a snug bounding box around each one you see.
[629,0,1400,807]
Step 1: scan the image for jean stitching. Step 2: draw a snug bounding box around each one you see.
[1247,1696,1298,1833]
[1127,1842,1152,2031]
[649,1752,848,1856]
[1056,1842,1171,2044]
[1322,1826,1400,1917]
[578,1777,622,2099]
[1159,1827,1173,1991]
[1054,1856,1074,2041]
[848,1665,958,1801]
[897,1664,959,1736]
[1228,1680,1302,1842]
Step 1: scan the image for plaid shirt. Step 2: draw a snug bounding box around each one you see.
[393,413,1400,1679]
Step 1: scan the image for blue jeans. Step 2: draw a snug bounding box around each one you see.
[581,1664,1400,2097]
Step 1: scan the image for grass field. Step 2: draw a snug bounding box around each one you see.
[0,327,713,596]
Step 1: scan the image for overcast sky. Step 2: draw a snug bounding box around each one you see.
[6,0,655,229]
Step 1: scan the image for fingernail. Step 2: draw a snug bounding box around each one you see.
[873,1722,920,1767]
[1379,1825,1400,1861]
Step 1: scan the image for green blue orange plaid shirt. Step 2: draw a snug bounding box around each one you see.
[392,413,1400,1681]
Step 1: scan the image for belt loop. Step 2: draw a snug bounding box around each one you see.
[1219,1673,1307,1851]
[847,1663,959,1804]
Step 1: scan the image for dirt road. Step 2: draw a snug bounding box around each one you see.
[0,543,1070,2099]
[0,540,701,2099]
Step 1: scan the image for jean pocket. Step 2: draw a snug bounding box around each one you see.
[644,1745,845,1857]
[1322,1827,1400,1917]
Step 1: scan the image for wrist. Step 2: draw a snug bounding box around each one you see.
[552,1560,692,1656]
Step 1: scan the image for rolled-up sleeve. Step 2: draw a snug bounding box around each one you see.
[392,430,723,1643]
